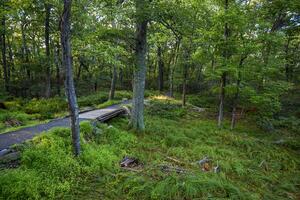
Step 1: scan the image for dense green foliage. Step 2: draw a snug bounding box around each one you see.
[0,90,131,133]
[1,99,299,199]
[1,0,299,129]
[0,0,300,199]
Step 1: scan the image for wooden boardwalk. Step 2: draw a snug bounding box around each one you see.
[0,102,129,151]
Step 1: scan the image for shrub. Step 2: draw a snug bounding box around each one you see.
[78,92,108,107]
[24,98,67,119]
[0,111,33,128]
[146,99,186,120]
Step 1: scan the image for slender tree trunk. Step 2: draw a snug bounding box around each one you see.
[119,68,123,88]
[77,57,83,80]
[182,47,189,107]
[21,19,31,80]
[169,39,180,97]
[218,73,226,127]
[54,41,61,96]
[157,46,164,91]
[94,81,97,92]
[109,64,117,100]
[285,37,291,82]
[109,14,119,100]
[1,16,9,92]
[61,0,80,156]
[45,3,51,97]
[7,36,13,73]
[131,0,148,131]
[230,56,246,130]
[182,64,187,107]
[218,0,229,128]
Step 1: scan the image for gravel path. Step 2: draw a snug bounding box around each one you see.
[0,101,130,151]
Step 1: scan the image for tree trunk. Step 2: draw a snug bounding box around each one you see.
[285,37,291,82]
[109,64,117,100]
[45,3,51,98]
[169,38,180,97]
[119,68,123,88]
[7,36,13,74]
[218,0,229,128]
[61,0,80,156]
[77,57,83,80]
[230,55,246,130]
[21,18,31,80]
[218,73,226,127]
[54,41,61,96]
[1,16,9,92]
[157,46,164,91]
[182,47,189,107]
[109,13,119,100]
[131,0,148,131]
[182,64,187,107]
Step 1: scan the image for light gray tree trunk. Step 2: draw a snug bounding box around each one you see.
[61,0,80,156]
[109,64,117,100]
[21,17,31,80]
[45,3,51,98]
[109,12,119,100]
[131,0,148,131]
[168,39,180,97]
[218,0,229,127]
[230,55,246,130]
[7,35,13,76]
[54,41,61,96]
[182,47,189,107]
[157,46,164,91]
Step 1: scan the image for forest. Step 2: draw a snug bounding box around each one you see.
[0,0,300,199]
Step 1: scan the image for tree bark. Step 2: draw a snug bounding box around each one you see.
[218,73,226,127]
[230,55,246,130]
[218,0,229,128]
[1,16,9,92]
[182,47,189,107]
[7,35,13,74]
[157,46,164,91]
[285,37,291,82]
[109,64,117,100]
[168,38,180,97]
[45,3,51,98]
[61,0,80,156]
[54,41,61,96]
[109,10,120,100]
[131,0,148,131]
[21,18,31,80]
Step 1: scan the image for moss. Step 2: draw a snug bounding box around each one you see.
[1,99,299,200]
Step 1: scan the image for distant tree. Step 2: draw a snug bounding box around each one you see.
[44,2,51,98]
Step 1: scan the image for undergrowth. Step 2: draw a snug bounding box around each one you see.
[0,90,135,133]
[0,99,299,199]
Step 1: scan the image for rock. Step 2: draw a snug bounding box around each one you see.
[198,157,220,172]
[5,119,22,127]
[198,156,210,165]
[213,165,221,173]
[0,149,11,157]
[120,156,139,168]
[0,152,21,163]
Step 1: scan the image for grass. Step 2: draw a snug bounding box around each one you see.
[0,98,299,199]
